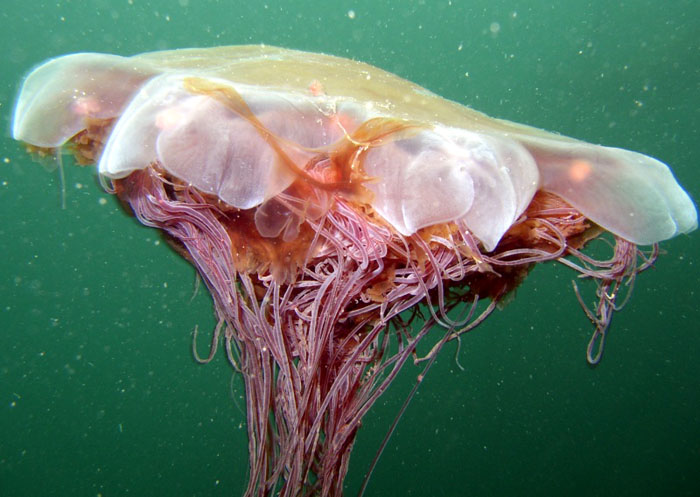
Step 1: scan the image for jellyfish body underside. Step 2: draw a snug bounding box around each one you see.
[12,46,697,496]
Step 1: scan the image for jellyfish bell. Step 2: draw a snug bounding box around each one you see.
[13,47,696,248]
[12,45,697,495]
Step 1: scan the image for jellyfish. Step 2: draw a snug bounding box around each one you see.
[12,46,697,496]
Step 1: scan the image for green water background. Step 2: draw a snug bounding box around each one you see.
[1,1,698,496]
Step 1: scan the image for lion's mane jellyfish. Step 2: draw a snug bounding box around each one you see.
[12,46,697,496]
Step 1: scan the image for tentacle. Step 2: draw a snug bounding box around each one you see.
[191,318,224,364]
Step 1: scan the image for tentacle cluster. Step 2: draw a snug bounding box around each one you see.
[116,166,655,496]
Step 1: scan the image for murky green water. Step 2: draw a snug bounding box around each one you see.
[1,1,698,496]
